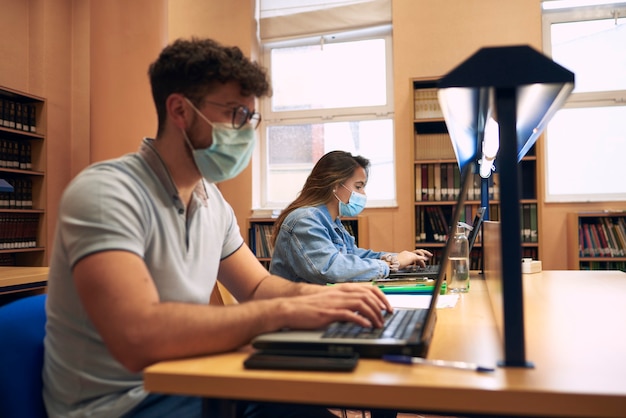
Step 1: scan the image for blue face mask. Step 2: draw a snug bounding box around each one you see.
[183,98,255,183]
[336,184,367,217]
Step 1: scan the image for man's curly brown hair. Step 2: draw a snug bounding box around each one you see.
[148,37,271,135]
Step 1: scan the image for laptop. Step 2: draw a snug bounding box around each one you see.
[378,205,486,281]
[251,163,475,359]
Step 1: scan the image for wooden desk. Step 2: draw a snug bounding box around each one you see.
[0,266,48,295]
[144,271,626,417]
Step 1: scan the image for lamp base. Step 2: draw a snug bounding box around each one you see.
[521,258,542,274]
[497,360,535,368]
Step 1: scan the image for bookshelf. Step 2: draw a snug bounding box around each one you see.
[0,86,46,270]
[248,216,368,268]
[567,212,626,271]
[411,77,539,271]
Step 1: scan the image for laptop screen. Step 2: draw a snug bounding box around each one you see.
[482,220,504,339]
[467,206,486,250]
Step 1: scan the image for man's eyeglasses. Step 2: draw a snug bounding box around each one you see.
[203,100,262,130]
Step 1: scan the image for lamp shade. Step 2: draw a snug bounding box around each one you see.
[437,45,575,172]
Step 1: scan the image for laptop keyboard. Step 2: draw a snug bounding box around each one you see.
[400,264,439,274]
[322,309,427,340]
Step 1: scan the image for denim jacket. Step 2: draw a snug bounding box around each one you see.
[269,204,390,284]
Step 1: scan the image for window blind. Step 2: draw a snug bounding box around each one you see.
[259,0,391,40]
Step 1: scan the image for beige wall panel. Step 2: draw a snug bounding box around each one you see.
[90,0,166,163]
[395,0,542,78]
[70,0,92,177]
[29,0,49,96]
[0,1,30,90]
[363,210,397,252]
[168,0,257,53]
[38,0,74,264]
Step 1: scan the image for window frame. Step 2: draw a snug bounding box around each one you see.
[541,2,626,202]
[253,25,395,211]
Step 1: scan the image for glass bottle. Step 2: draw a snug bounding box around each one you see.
[448,222,470,293]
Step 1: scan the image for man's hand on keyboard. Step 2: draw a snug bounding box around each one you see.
[275,283,392,330]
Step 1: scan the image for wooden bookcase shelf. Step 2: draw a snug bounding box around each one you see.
[0,86,47,298]
[248,215,368,268]
[0,86,46,270]
[567,212,626,271]
[411,77,540,270]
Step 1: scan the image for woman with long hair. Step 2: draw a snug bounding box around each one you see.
[270,150,432,284]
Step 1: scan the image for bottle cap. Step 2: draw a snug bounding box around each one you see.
[457,221,472,235]
[458,221,472,231]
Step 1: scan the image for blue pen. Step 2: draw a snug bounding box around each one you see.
[382,354,495,373]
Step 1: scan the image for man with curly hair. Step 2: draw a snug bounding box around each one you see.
[43,38,391,418]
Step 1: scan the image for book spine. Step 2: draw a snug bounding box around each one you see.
[453,165,460,200]
[596,220,610,257]
[447,163,454,201]
[414,165,421,202]
[440,162,448,201]
[0,98,5,127]
[522,203,531,243]
[427,164,435,201]
[433,163,441,201]
[529,203,538,243]
[421,164,428,202]
[581,223,594,257]
[588,223,602,257]
[615,218,626,256]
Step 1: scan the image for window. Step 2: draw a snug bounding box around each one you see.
[254,0,394,211]
[542,1,626,202]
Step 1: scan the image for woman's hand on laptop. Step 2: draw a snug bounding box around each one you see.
[397,249,433,269]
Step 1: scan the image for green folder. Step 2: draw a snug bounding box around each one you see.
[377,282,446,295]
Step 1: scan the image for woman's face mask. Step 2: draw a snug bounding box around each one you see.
[335,183,367,217]
[182,98,255,183]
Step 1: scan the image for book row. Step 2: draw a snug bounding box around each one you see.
[0,177,34,209]
[424,246,538,271]
[416,204,491,243]
[520,203,539,243]
[0,213,39,249]
[249,219,360,259]
[0,138,32,170]
[0,98,38,133]
[577,217,626,258]
[342,221,358,243]
[415,163,500,202]
[430,248,485,271]
[416,205,489,243]
[415,203,537,244]
[414,133,456,160]
[0,253,16,266]
[413,88,443,120]
[579,261,626,271]
[249,223,275,259]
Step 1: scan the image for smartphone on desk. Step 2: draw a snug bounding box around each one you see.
[244,350,359,372]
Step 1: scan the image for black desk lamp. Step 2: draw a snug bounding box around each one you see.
[437,45,574,367]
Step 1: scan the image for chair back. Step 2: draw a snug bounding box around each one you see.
[0,293,48,418]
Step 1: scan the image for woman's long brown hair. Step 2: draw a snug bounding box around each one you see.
[271,150,370,246]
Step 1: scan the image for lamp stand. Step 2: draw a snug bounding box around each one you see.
[495,87,534,368]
